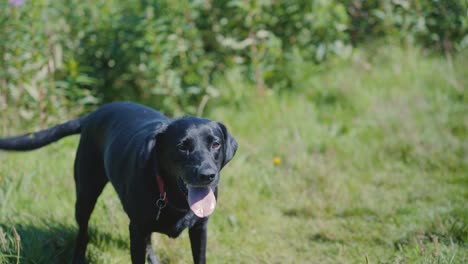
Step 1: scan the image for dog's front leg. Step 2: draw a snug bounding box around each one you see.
[189,219,208,264]
[129,223,148,264]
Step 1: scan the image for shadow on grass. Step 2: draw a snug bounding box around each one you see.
[0,221,129,264]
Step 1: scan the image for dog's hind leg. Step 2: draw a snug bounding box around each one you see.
[146,234,160,264]
[72,141,108,264]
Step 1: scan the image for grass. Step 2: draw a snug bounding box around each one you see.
[0,45,467,263]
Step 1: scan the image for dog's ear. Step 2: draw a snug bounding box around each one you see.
[141,122,168,163]
[217,122,238,168]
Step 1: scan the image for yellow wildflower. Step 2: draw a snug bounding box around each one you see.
[273,157,281,165]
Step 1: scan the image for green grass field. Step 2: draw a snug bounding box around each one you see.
[0,45,466,263]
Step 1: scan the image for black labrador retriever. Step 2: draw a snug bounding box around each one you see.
[0,102,238,264]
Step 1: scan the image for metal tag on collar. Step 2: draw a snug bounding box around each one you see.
[155,192,167,221]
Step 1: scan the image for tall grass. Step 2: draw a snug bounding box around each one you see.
[0,45,466,263]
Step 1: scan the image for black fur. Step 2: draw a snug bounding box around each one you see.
[0,102,238,264]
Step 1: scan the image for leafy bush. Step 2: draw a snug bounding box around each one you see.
[0,0,96,126]
[0,0,466,121]
[340,0,468,51]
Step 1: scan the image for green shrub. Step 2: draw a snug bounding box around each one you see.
[0,0,466,122]
[340,0,468,51]
[0,0,96,126]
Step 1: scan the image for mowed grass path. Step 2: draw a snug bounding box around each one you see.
[1,46,466,263]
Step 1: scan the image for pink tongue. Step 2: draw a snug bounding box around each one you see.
[188,187,216,218]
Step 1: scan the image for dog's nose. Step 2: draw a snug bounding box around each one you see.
[198,168,216,184]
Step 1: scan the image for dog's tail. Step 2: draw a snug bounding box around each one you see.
[0,116,85,151]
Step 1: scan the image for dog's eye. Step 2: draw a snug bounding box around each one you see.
[177,139,194,153]
[211,142,221,150]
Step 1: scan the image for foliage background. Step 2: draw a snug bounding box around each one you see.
[1,0,467,120]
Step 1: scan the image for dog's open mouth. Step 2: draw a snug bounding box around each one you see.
[187,186,216,218]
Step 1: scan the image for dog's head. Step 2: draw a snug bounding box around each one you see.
[152,117,238,218]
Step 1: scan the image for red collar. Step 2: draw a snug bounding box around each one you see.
[156,174,168,203]
[155,174,168,221]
